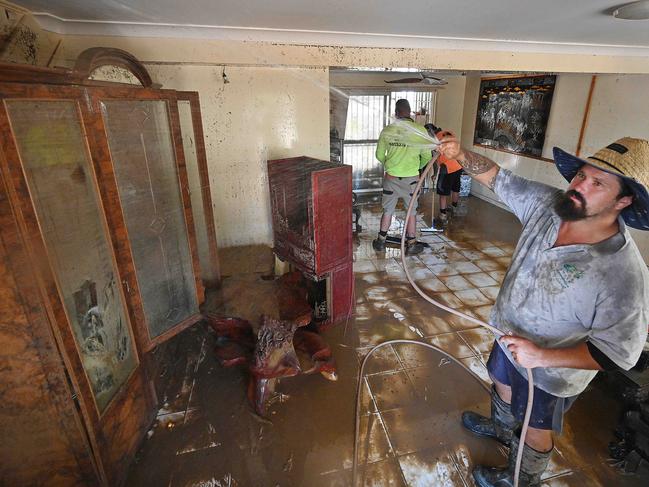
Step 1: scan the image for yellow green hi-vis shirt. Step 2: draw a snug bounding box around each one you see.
[375,119,432,177]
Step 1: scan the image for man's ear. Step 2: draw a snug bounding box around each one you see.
[615,195,633,211]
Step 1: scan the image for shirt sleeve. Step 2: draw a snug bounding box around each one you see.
[493,169,559,226]
[588,282,649,371]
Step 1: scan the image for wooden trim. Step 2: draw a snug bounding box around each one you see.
[176,91,221,287]
[0,89,109,485]
[166,96,205,305]
[0,147,100,485]
[0,83,160,485]
[78,87,151,359]
[0,62,149,88]
[74,47,156,88]
[576,75,597,158]
[86,86,204,348]
[145,313,203,351]
[472,143,555,163]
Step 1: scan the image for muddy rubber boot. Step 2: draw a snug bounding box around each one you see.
[405,239,424,255]
[462,386,519,446]
[472,433,552,487]
[372,237,386,251]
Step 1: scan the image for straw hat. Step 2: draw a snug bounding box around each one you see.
[553,137,649,230]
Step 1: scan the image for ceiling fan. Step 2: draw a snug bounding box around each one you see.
[384,73,448,86]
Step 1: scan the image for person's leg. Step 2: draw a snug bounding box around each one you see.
[439,195,449,212]
[473,428,553,487]
[524,426,553,453]
[472,345,557,486]
[379,212,392,233]
[373,178,398,251]
[493,376,512,403]
[451,190,460,206]
[405,213,417,239]
[401,177,424,254]
[438,176,451,223]
[463,344,519,445]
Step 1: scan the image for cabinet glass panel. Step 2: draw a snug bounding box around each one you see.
[100,100,198,339]
[6,100,137,413]
[178,100,215,283]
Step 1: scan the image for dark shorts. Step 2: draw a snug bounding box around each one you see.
[486,342,578,433]
[436,169,462,196]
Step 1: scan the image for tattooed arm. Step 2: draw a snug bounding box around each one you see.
[439,135,500,190]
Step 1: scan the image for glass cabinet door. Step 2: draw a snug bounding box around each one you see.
[100,99,199,339]
[177,99,220,286]
[6,99,137,413]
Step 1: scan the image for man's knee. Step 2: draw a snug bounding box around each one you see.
[492,376,512,403]
[524,426,554,452]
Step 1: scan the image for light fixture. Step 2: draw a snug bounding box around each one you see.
[613,1,649,20]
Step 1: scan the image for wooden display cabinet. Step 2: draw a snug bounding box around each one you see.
[0,58,219,486]
[268,156,354,325]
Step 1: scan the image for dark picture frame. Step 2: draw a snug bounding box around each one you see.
[473,75,556,158]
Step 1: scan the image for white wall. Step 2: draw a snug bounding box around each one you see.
[461,73,649,261]
[148,65,330,247]
[434,76,467,136]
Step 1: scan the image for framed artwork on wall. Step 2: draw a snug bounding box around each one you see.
[473,75,556,158]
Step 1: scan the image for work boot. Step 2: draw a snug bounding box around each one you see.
[472,433,552,487]
[440,212,449,225]
[405,240,424,255]
[372,237,386,251]
[462,386,519,446]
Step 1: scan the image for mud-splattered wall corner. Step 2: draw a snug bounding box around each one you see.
[0,5,61,66]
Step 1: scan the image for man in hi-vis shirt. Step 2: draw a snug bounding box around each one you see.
[372,99,432,255]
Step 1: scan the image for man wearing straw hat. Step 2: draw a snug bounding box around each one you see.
[438,136,649,487]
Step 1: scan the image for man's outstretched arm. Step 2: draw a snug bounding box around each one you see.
[439,134,500,190]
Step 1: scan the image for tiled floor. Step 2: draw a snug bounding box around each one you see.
[126,194,647,487]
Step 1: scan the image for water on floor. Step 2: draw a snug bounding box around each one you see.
[126,194,647,486]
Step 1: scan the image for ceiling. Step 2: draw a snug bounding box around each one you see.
[11,0,649,55]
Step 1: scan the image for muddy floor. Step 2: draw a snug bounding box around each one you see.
[126,194,648,486]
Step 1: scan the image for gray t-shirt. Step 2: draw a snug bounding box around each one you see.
[490,169,649,397]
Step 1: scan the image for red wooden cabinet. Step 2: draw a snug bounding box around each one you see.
[268,156,354,325]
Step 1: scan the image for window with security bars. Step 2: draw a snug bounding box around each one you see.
[343,91,435,192]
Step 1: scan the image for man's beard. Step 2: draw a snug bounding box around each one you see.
[554,190,587,221]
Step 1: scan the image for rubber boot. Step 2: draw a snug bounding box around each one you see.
[462,386,519,446]
[472,433,552,487]
[372,236,386,251]
[405,239,424,255]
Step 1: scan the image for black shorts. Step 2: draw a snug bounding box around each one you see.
[486,342,578,433]
[436,169,462,196]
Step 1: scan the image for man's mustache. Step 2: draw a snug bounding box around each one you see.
[565,189,586,206]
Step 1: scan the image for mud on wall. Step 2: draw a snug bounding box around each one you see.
[148,64,330,248]
[0,2,60,65]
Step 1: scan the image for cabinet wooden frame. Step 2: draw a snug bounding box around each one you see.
[0,148,101,485]
[0,81,206,484]
[0,82,206,349]
[85,85,205,351]
[176,90,221,287]
[0,83,153,485]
